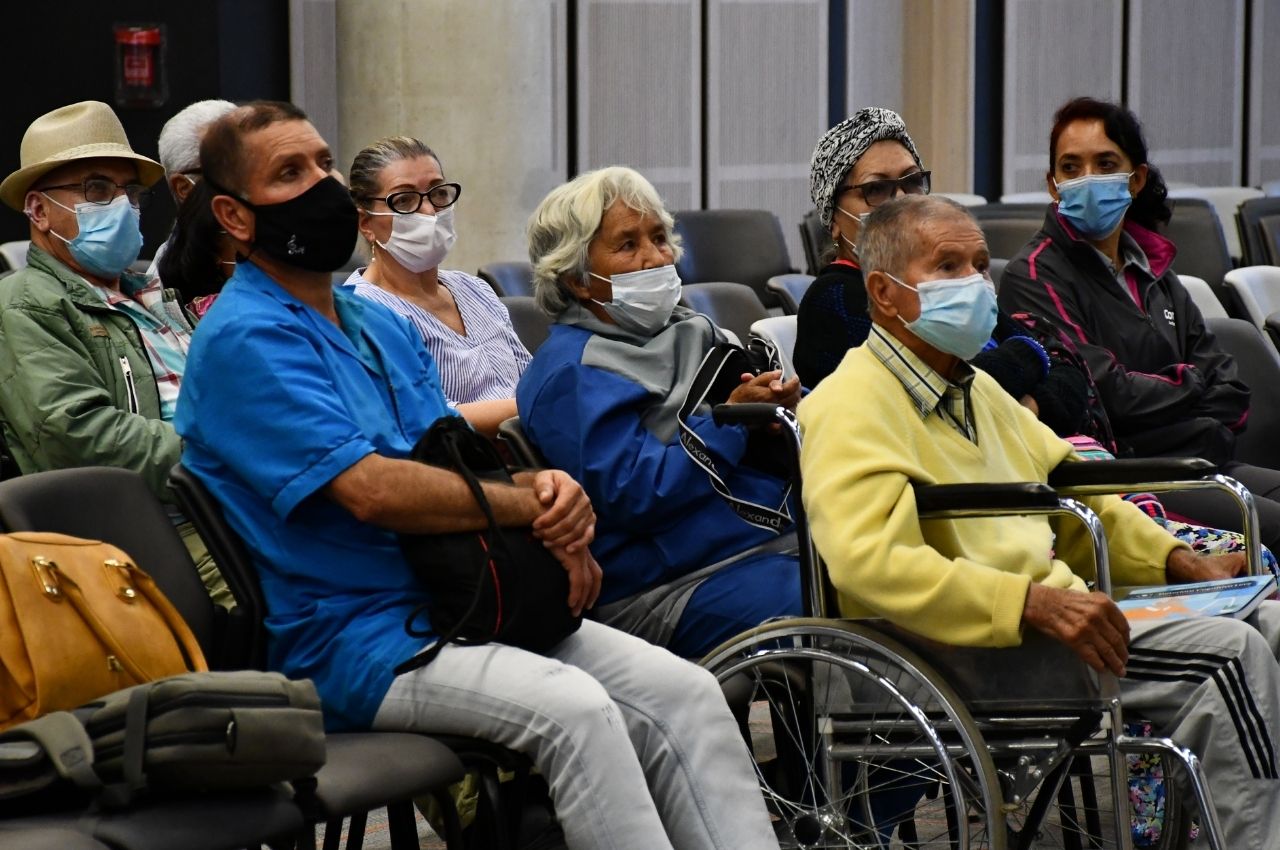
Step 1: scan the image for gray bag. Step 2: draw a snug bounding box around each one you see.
[0,671,326,811]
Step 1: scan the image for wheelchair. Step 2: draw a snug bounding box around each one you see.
[699,403,1264,850]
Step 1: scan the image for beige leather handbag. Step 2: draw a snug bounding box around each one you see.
[0,532,207,731]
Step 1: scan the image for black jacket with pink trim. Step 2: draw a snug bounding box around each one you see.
[998,207,1249,464]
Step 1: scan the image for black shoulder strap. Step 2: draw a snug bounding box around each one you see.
[677,344,792,533]
[396,426,506,676]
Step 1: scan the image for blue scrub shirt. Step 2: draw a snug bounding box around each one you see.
[177,262,455,730]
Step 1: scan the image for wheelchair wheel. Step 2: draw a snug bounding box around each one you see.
[702,618,1005,850]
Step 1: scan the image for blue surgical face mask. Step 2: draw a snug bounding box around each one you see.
[43,193,143,279]
[1054,172,1133,240]
[889,272,998,360]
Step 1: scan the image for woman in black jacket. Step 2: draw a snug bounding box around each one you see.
[999,96,1280,548]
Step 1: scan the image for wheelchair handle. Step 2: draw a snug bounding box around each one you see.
[1048,457,1214,489]
[711,403,787,427]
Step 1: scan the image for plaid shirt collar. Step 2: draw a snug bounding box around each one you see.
[90,277,189,421]
[866,324,979,444]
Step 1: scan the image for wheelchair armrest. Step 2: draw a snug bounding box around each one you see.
[1048,457,1214,490]
[711,402,786,427]
[914,482,1059,515]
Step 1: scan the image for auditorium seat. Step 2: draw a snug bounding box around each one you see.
[1164,197,1232,293]
[1167,186,1263,261]
[673,209,795,309]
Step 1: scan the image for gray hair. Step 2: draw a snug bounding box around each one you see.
[859,194,973,280]
[348,136,441,207]
[158,100,237,176]
[527,166,683,316]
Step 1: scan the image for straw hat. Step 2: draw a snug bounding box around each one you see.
[1,101,164,210]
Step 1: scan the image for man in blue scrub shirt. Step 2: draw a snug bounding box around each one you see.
[175,100,781,850]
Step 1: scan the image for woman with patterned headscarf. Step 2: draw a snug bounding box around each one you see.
[794,109,1090,442]
[793,107,930,388]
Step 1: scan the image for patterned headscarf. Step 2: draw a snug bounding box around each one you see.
[809,107,922,228]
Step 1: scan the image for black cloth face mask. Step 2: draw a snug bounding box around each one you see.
[212,175,358,273]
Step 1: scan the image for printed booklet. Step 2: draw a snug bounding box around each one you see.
[1115,575,1277,623]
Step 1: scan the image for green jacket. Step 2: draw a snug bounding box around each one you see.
[0,245,182,500]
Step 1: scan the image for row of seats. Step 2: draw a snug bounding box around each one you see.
[0,465,563,849]
[479,209,800,312]
[498,277,808,356]
[474,196,1280,325]
[503,262,1280,367]
[7,195,1274,328]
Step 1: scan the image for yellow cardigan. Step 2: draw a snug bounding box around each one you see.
[796,341,1181,648]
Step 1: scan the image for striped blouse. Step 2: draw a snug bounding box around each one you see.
[345,268,532,404]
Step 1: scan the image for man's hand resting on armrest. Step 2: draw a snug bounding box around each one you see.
[1166,547,1246,583]
[1022,584,1130,676]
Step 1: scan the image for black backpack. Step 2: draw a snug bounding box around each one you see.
[395,417,582,674]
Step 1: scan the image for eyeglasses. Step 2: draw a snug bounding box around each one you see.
[362,182,462,215]
[40,178,152,209]
[839,171,931,208]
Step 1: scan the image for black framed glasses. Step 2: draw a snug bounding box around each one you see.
[364,182,462,215]
[40,178,152,209]
[839,171,931,208]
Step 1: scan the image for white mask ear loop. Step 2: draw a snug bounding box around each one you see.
[36,192,76,244]
[835,206,865,255]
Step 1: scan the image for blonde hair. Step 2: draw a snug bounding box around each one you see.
[348,136,440,207]
[527,166,682,315]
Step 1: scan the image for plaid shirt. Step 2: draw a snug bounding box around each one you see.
[866,324,978,444]
[92,278,192,422]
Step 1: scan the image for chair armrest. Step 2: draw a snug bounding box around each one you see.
[1048,457,1214,490]
[914,482,1059,515]
[711,402,786,427]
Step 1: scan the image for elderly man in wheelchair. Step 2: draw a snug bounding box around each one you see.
[702,195,1280,850]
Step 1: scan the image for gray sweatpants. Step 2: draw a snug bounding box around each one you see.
[1123,600,1280,850]
[372,619,779,850]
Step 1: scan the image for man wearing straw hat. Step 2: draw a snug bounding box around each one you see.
[0,100,228,605]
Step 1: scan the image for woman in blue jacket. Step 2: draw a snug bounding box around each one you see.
[517,166,802,657]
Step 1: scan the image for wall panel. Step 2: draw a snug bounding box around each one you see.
[577,0,701,210]
[1128,0,1245,186]
[707,0,827,265]
[1002,0,1122,194]
[1249,0,1280,185]
[846,0,906,116]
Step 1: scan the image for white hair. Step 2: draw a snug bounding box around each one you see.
[527,166,682,316]
[158,99,237,176]
[860,194,972,280]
